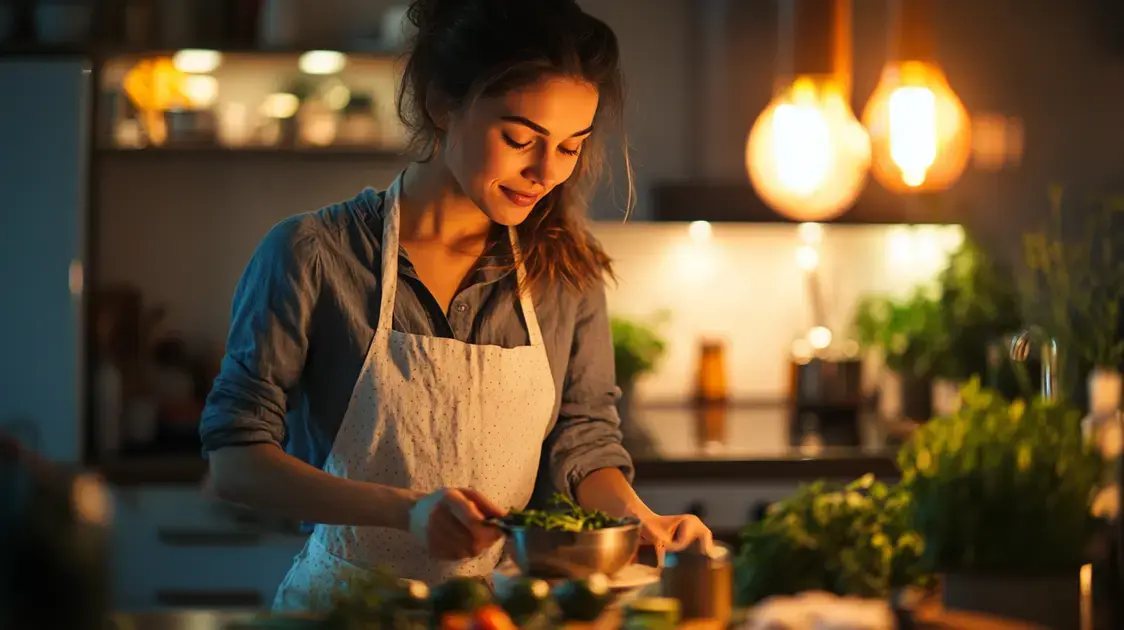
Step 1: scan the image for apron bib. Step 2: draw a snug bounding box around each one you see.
[273,175,556,612]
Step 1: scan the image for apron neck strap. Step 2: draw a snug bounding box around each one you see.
[375,175,404,338]
[508,227,544,347]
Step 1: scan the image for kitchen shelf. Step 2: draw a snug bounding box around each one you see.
[97,146,408,160]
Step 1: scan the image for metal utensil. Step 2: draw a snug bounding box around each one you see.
[487,517,642,579]
[660,541,733,623]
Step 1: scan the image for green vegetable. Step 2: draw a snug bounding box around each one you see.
[623,597,680,630]
[551,573,612,622]
[734,474,928,606]
[502,494,628,532]
[611,313,668,387]
[323,566,430,630]
[428,577,493,617]
[497,577,552,626]
[898,377,1107,573]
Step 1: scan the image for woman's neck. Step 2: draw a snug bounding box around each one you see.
[398,160,493,250]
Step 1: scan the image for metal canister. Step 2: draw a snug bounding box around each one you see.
[660,541,733,624]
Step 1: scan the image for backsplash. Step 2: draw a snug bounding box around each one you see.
[596,220,963,402]
[97,158,961,404]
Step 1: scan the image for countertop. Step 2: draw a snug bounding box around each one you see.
[97,403,910,486]
[625,403,908,481]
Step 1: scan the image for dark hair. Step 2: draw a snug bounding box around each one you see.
[398,0,632,293]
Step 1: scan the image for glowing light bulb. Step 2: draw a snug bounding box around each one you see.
[688,220,713,242]
[795,245,820,271]
[862,61,971,193]
[747,76,871,222]
[172,49,222,74]
[807,326,833,350]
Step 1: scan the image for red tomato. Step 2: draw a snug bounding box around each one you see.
[471,605,518,630]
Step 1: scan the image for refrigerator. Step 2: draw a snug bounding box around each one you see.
[0,57,92,464]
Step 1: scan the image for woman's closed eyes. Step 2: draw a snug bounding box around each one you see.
[501,132,583,157]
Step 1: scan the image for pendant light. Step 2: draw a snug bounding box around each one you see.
[862,0,971,193]
[746,0,871,222]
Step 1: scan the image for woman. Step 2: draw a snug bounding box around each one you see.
[201,0,713,612]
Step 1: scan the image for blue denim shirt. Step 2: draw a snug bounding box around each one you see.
[199,187,634,512]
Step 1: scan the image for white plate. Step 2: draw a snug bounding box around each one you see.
[493,559,660,592]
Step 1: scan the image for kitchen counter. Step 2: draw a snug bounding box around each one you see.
[625,404,907,481]
[98,404,909,486]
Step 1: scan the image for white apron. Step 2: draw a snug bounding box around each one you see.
[272,175,557,612]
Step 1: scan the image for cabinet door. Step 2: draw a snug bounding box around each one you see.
[0,59,91,463]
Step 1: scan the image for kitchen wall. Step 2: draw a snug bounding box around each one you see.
[98,151,961,403]
[95,0,1124,403]
[599,221,960,402]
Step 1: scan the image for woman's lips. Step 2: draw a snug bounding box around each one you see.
[500,186,540,207]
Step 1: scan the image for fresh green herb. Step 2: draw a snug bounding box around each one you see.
[734,474,929,606]
[898,377,1108,573]
[1020,186,1124,396]
[852,286,947,380]
[503,494,628,532]
[611,313,669,387]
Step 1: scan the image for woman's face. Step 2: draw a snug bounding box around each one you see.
[441,75,600,226]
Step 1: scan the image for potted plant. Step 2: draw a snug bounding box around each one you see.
[610,313,668,424]
[1021,186,1124,411]
[733,474,930,607]
[930,235,1024,409]
[897,378,1107,629]
[853,287,947,421]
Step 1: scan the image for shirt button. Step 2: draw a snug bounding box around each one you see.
[455,302,468,313]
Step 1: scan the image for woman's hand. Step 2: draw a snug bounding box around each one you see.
[638,513,715,565]
[409,487,507,560]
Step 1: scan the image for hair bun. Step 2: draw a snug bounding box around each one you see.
[406,0,459,32]
[408,0,580,31]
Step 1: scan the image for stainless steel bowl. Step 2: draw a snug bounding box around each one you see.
[493,517,642,579]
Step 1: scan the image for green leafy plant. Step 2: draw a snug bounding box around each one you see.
[934,236,1023,382]
[1021,187,1124,386]
[734,475,929,606]
[852,287,947,379]
[611,314,668,386]
[897,377,1107,574]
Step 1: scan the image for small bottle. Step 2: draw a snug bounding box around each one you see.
[693,338,728,450]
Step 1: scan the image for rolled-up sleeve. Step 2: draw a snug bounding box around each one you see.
[545,281,635,499]
[199,218,322,456]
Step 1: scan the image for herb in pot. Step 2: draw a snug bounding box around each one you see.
[897,377,1107,574]
[611,314,668,388]
[734,475,929,606]
[1021,186,1124,399]
[852,288,947,381]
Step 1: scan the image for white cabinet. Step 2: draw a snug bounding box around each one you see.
[110,487,306,611]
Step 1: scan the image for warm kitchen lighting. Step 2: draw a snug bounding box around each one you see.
[261,93,300,119]
[862,0,971,193]
[972,113,1024,170]
[863,61,970,192]
[797,221,824,244]
[183,75,219,109]
[299,50,348,75]
[807,326,833,350]
[172,49,222,74]
[688,220,713,242]
[747,76,871,222]
[795,244,820,271]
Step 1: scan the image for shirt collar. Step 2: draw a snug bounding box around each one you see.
[355,186,516,287]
